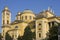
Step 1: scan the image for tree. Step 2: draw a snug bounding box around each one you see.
[23,26,33,40]
[17,35,22,40]
[58,23,60,35]
[0,33,3,40]
[5,32,13,40]
[47,25,58,40]
[32,32,36,39]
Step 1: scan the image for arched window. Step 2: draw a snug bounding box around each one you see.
[15,26,18,28]
[22,16,23,20]
[39,33,41,37]
[39,23,41,26]
[7,20,9,24]
[3,30,4,35]
[7,13,9,15]
[12,35,14,38]
[25,16,27,20]
[30,16,32,19]
[39,28,41,30]
[3,20,5,24]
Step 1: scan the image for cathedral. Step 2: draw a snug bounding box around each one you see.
[1,6,60,40]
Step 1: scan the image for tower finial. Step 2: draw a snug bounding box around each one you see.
[4,6,9,10]
[18,12,21,14]
[52,10,54,14]
[48,6,53,12]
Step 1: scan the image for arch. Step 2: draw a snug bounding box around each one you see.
[3,20,5,24]
[7,20,9,24]
[30,16,32,19]
[25,16,27,20]
[39,33,41,37]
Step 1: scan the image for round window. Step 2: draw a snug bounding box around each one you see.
[15,26,18,28]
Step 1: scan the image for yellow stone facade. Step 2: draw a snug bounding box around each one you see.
[1,7,60,40]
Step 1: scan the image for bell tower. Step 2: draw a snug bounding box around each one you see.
[36,18,49,40]
[2,6,11,26]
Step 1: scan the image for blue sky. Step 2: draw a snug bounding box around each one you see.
[0,0,60,32]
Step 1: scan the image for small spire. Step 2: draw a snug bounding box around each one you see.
[48,7,51,11]
[51,9,53,12]
[52,10,54,14]
[48,6,53,12]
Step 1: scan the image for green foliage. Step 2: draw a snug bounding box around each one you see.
[0,33,2,40]
[22,26,33,40]
[17,25,35,40]
[47,25,58,40]
[58,23,60,35]
[17,35,22,40]
[5,32,13,40]
[32,32,36,39]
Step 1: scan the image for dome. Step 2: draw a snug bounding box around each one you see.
[23,9,33,13]
[16,12,21,16]
[3,6,10,12]
[4,6,9,10]
[18,12,21,14]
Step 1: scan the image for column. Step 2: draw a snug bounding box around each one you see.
[50,22,52,27]
[36,21,38,40]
